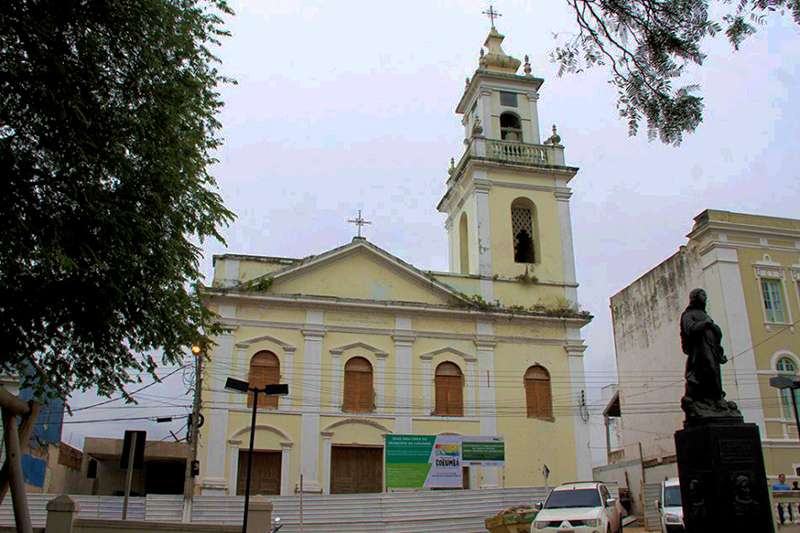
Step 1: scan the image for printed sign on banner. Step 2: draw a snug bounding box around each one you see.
[461,436,505,466]
[426,435,463,488]
[385,434,463,489]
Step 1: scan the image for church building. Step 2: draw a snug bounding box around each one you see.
[197,25,592,496]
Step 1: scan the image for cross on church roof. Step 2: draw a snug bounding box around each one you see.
[482,4,502,29]
[347,209,371,238]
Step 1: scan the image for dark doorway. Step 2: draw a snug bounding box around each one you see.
[330,446,383,494]
[144,460,185,494]
[237,450,281,495]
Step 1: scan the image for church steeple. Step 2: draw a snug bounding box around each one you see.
[479,28,521,74]
[438,25,580,307]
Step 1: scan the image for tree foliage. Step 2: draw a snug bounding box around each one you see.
[556,0,800,144]
[0,0,235,400]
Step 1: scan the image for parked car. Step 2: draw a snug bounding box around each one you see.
[655,477,684,532]
[532,481,623,533]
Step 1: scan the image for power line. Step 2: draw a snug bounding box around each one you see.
[70,365,189,412]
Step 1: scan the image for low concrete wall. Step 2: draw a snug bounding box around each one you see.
[41,495,271,533]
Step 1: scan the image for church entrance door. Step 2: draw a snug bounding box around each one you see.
[330,445,383,494]
[237,450,281,495]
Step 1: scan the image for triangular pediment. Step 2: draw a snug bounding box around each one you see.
[250,239,467,306]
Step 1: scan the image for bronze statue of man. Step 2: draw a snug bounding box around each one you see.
[680,288,741,421]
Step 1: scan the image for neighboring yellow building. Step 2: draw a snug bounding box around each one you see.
[197,27,592,496]
[610,209,800,482]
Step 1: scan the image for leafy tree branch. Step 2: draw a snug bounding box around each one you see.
[555,0,800,144]
[0,0,235,401]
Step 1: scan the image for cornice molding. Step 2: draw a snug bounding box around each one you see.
[216,316,571,346]
[207,292,591,326]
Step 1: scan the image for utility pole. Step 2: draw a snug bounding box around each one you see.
[182,345,204,522]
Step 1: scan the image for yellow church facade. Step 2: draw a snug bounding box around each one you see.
[197,28,592,496]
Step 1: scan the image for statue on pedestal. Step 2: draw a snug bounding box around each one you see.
[679,288,742,422]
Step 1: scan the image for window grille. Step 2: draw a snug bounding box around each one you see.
[512,205,535,263]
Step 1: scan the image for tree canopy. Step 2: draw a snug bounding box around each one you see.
[557,0,800,144]
[0,0,235,400]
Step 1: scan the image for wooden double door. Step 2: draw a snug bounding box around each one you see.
[330,446,383,494]
[237,450,281,495]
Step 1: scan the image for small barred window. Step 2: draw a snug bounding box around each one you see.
[512,199,535,263]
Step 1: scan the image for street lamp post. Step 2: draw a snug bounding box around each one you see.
[225,377,288,533]
[770,375,800,442]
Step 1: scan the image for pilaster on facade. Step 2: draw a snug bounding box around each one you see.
[564,329,591,480]
[226,439,241,496]
[392,318,415,432]
[222,258,240,288]
[525,92,541,144]
[477,87,493,139]
[299,311,325,493]
[320,431,333,495]
[280,442,293,496]
[555,181,579,305]
[202,326,237,495]
[474,322,499,488]
[474,173,494,301]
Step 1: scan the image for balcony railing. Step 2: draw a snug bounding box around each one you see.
[772,489,800,529]
[448,137,566,185]
[489,139,550,165]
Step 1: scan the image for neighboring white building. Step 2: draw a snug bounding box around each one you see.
[609,209,800,477]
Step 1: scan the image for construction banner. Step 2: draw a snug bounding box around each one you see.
[385,434,462,489]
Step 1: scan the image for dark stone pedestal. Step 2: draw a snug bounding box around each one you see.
[675,421,774,533]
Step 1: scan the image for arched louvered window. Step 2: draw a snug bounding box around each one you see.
[343,357,374,413]
[500,112,523,142]
[434,362,463,417]
[776,356,800,420]
[525,365,552,419]
[511,198,536,264]
[459,213,470,274]
[248,351,280,409]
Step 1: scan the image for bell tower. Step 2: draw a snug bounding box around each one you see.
[437,25,579,307]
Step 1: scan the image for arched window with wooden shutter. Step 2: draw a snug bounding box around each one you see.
[434,362,463,417]
[524,365,552,419]
[343,357,374,413]
[248,351,280,409]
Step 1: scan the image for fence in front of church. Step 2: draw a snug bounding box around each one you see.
[0,485,621,532]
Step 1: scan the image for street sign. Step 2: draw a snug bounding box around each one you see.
[120,430,146,470]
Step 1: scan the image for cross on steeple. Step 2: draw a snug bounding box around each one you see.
[482,4,502,29]
[347,209,371,238]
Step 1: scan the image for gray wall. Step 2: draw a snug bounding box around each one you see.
[610,246,703,461]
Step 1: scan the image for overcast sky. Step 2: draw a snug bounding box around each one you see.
[67,1,800,462]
